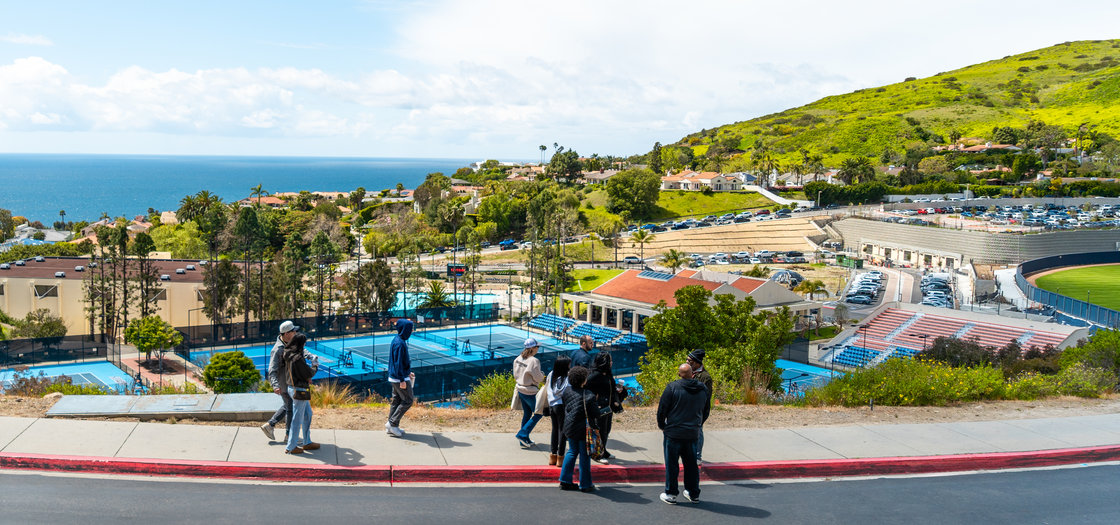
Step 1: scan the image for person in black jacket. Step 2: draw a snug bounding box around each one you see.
[283,333,319,455]
[558,366,597,493]
[584,351,616,463]
[657,363,710,504]
[687,349,713,462]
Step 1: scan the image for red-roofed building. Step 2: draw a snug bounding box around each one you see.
[558,268,817,333]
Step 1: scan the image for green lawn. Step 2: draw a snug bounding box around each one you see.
[805,325,841,341]
[1034,265,1120,310]
[567,269,624,292]
[650,190,775,220]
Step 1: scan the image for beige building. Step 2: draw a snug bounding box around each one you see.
[0,256,212,337]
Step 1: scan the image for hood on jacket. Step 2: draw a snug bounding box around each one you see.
[395,318,414,340]
[679,377,706,394]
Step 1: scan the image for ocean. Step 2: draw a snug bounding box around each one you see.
[0,154,477,223]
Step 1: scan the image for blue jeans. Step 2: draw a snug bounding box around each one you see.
[559,437,592,489]
[286,386,312,452]
[693,427,705,460]
[664,435,699,497]
[515,392,542,441]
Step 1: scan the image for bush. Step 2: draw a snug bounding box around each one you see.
[148,382,207,395]
[3,369,111,396]
[801,358,1004,406]
[466,371,516,409]
[1053,363,1115,397]
[312,380,358,408]
[635,349,688,405]
[202,351,261,394]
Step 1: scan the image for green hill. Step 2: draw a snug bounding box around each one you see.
[678,39,1120,166]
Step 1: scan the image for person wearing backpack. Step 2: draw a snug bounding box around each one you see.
[284,333,319,455]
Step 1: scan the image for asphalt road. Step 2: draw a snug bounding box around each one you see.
[3,464,1118,524]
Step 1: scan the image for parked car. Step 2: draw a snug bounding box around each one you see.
[846,295,873,305]
[623,255,643,265]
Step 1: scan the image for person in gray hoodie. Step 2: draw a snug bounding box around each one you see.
[261,320,300,441]
[657,363,711,504]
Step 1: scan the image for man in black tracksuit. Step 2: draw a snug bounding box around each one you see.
[657,363,711,504]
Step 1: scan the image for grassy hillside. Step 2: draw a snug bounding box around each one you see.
[581,188,777,228]
[680,40,1120,166]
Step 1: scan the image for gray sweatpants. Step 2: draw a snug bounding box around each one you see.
[387,381,414,427]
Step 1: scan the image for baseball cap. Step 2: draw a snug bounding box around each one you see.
[523,338,540,350]
[279,320,299,334]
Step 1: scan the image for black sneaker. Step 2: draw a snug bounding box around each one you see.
[559,482,579,491]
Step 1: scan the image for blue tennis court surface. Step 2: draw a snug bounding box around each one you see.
[0,361,135,394]
[190,323,580,383]
[777,359,836,394]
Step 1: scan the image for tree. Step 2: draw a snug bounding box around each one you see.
[202,259,242,329]
[794,279,829,300]
[131,232,162,318]
[202,351,261,394]
[348,187,366,209]
[124,315,183,365]
[659,249,687,274]
[0,207,14,240]
[546,146,581,181]
[837,156,875,185]
[11,309,67,339]
[605,168,661,220]
[419,280,455,309]
[751,141,780,183]
[648,142,663,175]
[250,184,269,207]
[917,156,951,175]
[629,229,655,262]
[539,144,547,165]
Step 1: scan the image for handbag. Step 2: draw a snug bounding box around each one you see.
[292,387,311,401]
[582,393,606,460]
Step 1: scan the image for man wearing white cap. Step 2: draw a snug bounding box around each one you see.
[261,320,299,441]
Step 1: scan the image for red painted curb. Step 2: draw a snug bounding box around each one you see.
[3,445,1118,484]
[0,453,391,483]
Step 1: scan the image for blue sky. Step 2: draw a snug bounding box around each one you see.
[1,0,1119,159]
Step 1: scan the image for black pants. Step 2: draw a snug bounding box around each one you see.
[549,404,567,456]
[598,412,613,453]
[664,435,700,498]
[268,389,292,434]
[388,381,414,427]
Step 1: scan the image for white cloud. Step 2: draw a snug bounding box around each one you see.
[0,33,53,46]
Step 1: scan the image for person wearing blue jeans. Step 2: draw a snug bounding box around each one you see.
[286,385,312,452]
[282,333,319,454]
[559,365,596,493]
[513,338,545,448]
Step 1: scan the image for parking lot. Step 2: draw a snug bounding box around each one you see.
[881,201,1120,233]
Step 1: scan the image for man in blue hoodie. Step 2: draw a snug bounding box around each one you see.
[657,363,710,505]
[386,318,414,437]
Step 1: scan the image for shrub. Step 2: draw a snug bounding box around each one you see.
[1004,372,1058,400]
[635,349,688,405]
[3,369,110,396]
[202,351,261,394]
[42,381,111,396]
[312,380,358,408]
[801,358,1004,406]
[1053,363,1115,397]
[465,371,516,409]
[148,382,207,395]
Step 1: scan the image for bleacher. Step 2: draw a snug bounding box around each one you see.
[831,346,881,368]
[569,322,622,343]
[529,313,577,334]
[614,333,647,346]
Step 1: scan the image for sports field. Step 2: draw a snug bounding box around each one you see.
[1034,264,1120,310]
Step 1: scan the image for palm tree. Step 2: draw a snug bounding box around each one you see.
[794,279,829,300]
[751,141,780,185]
[419,280,454,308]
[659,249,687,274]
[539,144,547,165]
[587,232,599,265]
[629,229,655,262]
[58,210,65,230]
[250,184,269,207]
[806,153,826,183]
[837,156,874,185]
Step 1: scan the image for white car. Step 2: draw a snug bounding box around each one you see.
[749,257,762,264]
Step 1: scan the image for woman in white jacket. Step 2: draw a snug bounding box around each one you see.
[513,338,545,448]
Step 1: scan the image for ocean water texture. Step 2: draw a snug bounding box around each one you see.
[0,154,476,223]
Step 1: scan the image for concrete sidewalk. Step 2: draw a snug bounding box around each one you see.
[3,413,1120,483]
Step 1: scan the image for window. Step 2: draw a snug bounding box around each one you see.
[0,284,4,296]
[34,285,58,298]
[197,290,207,302]
[148,289,167,302]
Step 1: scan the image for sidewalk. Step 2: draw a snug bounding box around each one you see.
[3,413,1120,484]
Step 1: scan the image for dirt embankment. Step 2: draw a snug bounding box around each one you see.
[4,395,1118,432]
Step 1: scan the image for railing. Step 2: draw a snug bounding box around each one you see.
[1015,251,1120,328]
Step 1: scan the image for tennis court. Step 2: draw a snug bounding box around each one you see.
[189,323,580,383]
[0,361,135,394]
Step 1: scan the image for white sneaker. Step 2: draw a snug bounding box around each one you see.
[386,422,403,438]
[260,423,275,440]
[682,490,699,504]
[660,493,677,505]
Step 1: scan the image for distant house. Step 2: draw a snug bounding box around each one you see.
[580,170,618,185]
[660,170,742,191]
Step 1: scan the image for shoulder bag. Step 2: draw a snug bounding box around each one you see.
[582,392,606,460]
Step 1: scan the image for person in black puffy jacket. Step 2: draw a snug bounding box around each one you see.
[657,363,710,504]
[559,366,597,493]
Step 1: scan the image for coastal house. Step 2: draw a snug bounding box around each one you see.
[660,171,742,191]
[579,169,618,185]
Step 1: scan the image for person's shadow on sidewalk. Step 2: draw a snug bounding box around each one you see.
[592,487,770,518]
[293,444,365,465]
